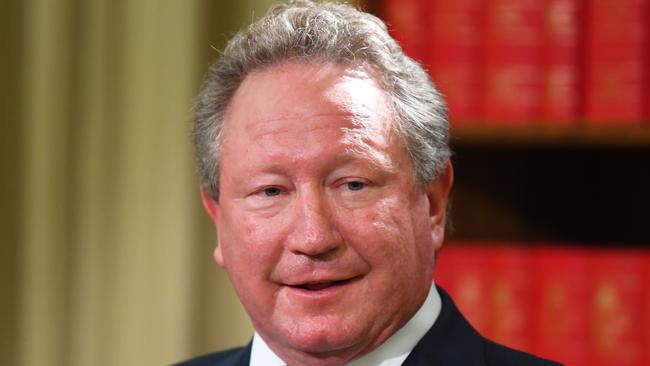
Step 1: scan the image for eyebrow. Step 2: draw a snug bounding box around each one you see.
[232,148,398,188]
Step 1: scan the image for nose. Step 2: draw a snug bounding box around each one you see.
[285,188,344,259]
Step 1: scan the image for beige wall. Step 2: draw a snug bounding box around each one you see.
[0,0,360,365]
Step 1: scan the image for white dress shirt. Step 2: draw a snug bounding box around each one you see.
[250,283,442,366]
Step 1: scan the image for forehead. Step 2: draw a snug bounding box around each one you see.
[222,61,394,141]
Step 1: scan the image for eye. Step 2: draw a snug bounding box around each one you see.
[262,187,283,197]
[345,181,365,191]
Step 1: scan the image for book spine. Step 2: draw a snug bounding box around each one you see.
[482,0,544,125]
[647,1,650,124]
[434,243,491,333]
[427,0,483,125]
[487,245,533,351]
[643,251,650,365]
[583,0,648,124]
[588,249,644,366]
[542,0,583,125]
[531,246,589,366]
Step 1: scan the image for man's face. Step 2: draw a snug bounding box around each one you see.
[201,62,451,364]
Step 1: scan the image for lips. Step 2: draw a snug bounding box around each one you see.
[280,275,363,303]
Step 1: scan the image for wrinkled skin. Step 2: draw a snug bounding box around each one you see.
[201,62,453,366]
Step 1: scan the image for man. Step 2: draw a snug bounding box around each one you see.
[178,1,562,365]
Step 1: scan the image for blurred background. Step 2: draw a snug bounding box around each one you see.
[2,0,649,365]
[1,0,296,364]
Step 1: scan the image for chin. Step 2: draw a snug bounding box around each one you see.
[280,319,366,355]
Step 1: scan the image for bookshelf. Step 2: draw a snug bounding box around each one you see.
[450,124,650,246]
[370,0,650,364]
[452,125,650,148]
[449,142,650,245]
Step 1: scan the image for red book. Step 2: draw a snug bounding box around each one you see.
[643,251,650,366]
[427,0,483,125]
[542,0,583,125]
[381,0,430,66]
[647,6,650,124]
[584,0,648,124]
[434,242,491,334]
[487,245,533,351]
[588,248,644,366]
[482,0,544,124]
[531,246,589,366]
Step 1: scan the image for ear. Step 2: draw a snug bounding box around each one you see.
[213,244,225,268]
[200,186,225,267]
[200,185,220,222]
[426,161,453,251]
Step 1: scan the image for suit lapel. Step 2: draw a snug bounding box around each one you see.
[401,286,487,366]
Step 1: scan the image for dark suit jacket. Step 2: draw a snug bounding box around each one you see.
[174,287,563,366]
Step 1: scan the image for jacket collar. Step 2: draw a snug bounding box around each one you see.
[401,286,487,366]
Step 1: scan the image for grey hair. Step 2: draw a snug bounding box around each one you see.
[194,0,450,200]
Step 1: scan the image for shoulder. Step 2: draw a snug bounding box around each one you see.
[482,339,563,366]
[172,345,250,366]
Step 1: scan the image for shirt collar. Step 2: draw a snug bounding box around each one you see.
[249,283,441,366]
[250,332,285,366]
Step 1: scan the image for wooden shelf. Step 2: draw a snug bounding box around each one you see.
[451,124,650,148]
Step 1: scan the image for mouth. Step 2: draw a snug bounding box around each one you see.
[286,276,360,293]
[291,279,351,291]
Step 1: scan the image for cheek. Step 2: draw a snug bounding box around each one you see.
[217,211,286,271]
[349,196,434,272]
[353,198,416,257]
